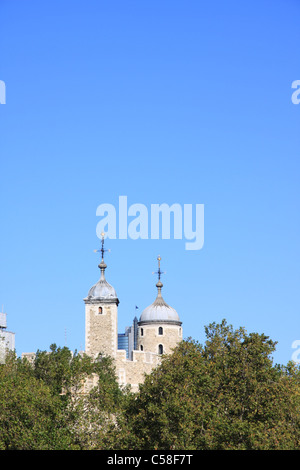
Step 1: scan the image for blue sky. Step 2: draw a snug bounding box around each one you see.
[0,0,299,365]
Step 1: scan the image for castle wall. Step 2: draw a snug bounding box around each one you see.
[85,306,183,391]
[116,349,161,392]
[137,323,182,356]
[85,302,118,359]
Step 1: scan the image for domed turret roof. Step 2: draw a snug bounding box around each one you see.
[85,271,118,301]
[84,235,119,305]
[139,257,181,325]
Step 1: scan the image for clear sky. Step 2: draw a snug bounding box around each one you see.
[0,0,299,365]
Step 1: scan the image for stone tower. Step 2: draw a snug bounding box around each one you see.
[137,256,182,356]
[84,234,119,359]
[83,242,183,391]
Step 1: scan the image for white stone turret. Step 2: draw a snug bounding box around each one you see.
[84,234,119,359]
[137,256,182,356]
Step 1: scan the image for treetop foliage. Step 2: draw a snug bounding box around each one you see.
[1,320,300,450]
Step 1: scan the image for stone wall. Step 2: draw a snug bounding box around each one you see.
[137,323,182,356]
[85,299,183,391]
[85,302,118,359]
[115,349,161,392]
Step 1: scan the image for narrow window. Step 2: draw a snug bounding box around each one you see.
[140,328,144,336]
[140,345,143,351]
[158,327,163,335]
[98,307,102,314]
[158,344,163,355]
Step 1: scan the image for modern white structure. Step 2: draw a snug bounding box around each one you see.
[0,310,15,363]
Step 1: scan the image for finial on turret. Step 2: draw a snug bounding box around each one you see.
[152,255,166,297]
[94,232,110,279]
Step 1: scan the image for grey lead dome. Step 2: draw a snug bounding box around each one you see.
[86,277,118,301]
[139,279,181,325]
[84,255,119,304]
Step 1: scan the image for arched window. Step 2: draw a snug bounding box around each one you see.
[158,344,163,355]
[98,307,102,314]
[158,327,163,335]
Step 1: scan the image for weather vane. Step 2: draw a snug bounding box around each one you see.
[152,255,166,281]
[94,232,110,261]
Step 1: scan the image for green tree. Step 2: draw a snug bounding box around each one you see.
[68,353,127,449]
[0,347,127,449]
[33,344,94,397]
[32,346,126,449]
[0,351,72,449]
[113,320,300,450]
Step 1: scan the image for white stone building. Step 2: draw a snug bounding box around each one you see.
[0,311,15,363]
[84,236,183,391]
